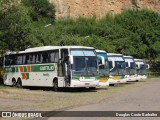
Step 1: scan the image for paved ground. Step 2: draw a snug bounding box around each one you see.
[46,78,160,120]
[0,78,159,120]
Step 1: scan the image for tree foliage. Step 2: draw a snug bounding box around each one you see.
[0,0,55,54]
[0,0,160,60]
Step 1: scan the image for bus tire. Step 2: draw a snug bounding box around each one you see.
[53,79,60,91]
[16,78,22,88]
[109,84,115,86]
[0,78,3,84]
[12,78,16,86]
[89,87,96,90]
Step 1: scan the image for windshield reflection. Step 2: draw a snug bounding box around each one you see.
[109,61,126,76]
[72,56,98,76]
[137,64,147,75]
[99,63,109,77]
[126,62,136,75]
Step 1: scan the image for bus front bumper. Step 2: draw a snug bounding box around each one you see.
[126,75,137,82]
[70,79,99,88]
[109,78,127,84]
[135,75,147,81]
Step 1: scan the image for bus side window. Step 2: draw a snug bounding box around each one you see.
[6,55,15,65]
[35,52,42,64]
[42,52,49,63]
[0,57,3,66]
[16,56,23,65]
[50,52,55,63]
[11,55,16,65]
[32,54,36,64]
[5,56,9,66]
[25,54,30,64]
[55,51,59,62]
[50,50,59,63]
[23,55,26,64]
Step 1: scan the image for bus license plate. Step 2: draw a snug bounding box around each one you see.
[85,83,90,85]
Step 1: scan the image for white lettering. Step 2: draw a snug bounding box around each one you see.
[116,113,130,117]
[40,66,54,71]
[131,113,141,117]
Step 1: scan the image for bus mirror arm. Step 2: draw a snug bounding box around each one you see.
[69,55,73,64]
[109,59,115,72]
[146,64,150,69]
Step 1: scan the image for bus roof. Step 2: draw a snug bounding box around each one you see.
[95,50,106,53]
[5,46,95,55]
[107,53,123,56]
[134,59,144,62]
[123,56,134,59]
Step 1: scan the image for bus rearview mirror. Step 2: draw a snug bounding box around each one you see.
[98,56,105,65]
[146,64,150,69]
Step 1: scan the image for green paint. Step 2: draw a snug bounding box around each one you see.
[5,67,17,73]
[26,73,29,79]
[15,66,19,72]
[31,64,55,72]
[5,64,55,73]
[24,66,27,72]
[119,76,125,79]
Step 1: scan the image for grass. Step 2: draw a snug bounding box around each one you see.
[0,80,147,111]
[0,78,159,112]
[148,75,160,78]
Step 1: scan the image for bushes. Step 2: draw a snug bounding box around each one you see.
[0,0,160,61]
[51,9,160,60]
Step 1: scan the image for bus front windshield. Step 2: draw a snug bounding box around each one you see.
[125,58,136,75]
[109,56,126,76]
[139,64,147,75]
[96,52,109,77]
[71,49,98,76]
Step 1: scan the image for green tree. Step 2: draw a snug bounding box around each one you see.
[22,0,55,23]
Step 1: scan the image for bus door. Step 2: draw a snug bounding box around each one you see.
[60,49,70,86]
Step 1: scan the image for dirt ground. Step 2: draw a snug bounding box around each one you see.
[0,78,159,119]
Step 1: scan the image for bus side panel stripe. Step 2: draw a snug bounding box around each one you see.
[27,66,31,72]
[16,66,19,72]
[23,66,27,72]
[26,73,29,79]
[21,73,26,79]
[19,66,24,72]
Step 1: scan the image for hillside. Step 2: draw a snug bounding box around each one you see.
[49,0,160,19]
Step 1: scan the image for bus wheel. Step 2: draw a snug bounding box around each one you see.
[109,84,115,86]
[12,79,16,86]
[89,87,96,90]
[0,78,3,84]
[16,79,22,88]
[53,79,59,91]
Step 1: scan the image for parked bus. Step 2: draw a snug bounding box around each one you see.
[134,59,149,80]
[0,57,4,84]
[3,46,99,90]
[123,56,137,82]
[107,53,127,85]
[96,50,110,87]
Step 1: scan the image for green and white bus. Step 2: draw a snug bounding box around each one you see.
[108,53,127,85]
[123,56,137,82]
[134,59,149,80]
[3,46,99,90]
[96,50,110,87]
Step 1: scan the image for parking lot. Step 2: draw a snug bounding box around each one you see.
[0,78,160,120]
